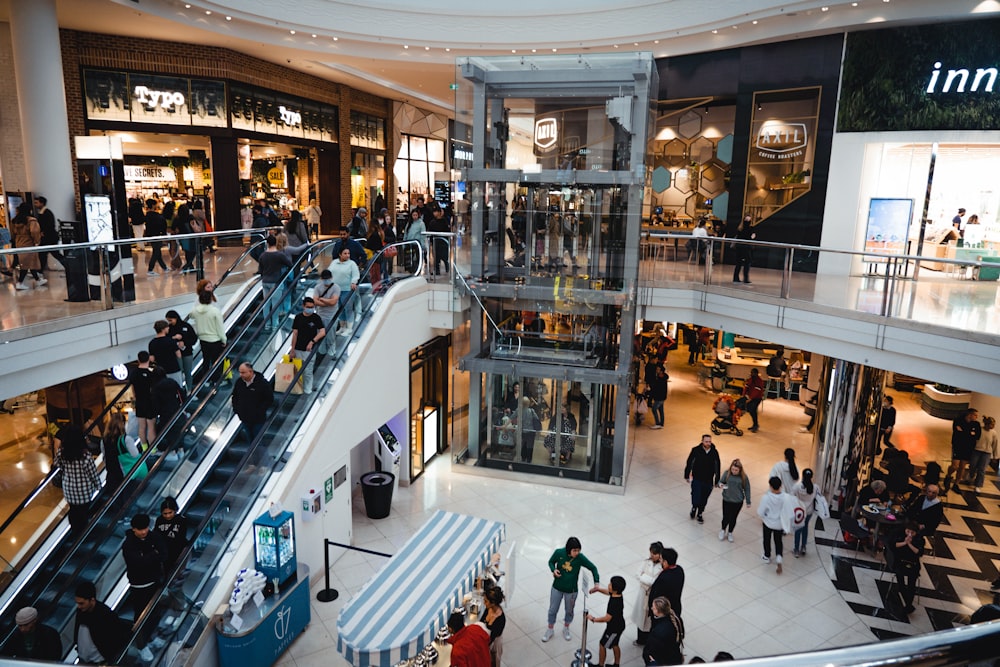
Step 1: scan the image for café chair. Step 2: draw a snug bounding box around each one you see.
[839,514,871,555]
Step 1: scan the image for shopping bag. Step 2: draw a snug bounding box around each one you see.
[222,357,234,381]
[117,436,149,480]
[274,355,303,394]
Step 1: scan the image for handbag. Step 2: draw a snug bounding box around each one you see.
[274,354,303,394]
[385,245,398,258]
[117,435,149,480]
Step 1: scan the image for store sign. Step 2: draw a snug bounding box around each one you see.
[267,167,285,186]
[279,105,302,126]
[534,117,558,150]
[134,85,185,110]
[926,61,998,94]
[755,122,808,159]
[453,146,474,162]
[124,165,176,182]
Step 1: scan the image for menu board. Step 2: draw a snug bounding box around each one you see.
[864,198,913,256]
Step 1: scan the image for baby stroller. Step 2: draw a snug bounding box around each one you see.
[710,394,745,436]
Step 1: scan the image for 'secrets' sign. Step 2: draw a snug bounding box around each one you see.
[134,85,185,110]
[279,105,302,126]
[534,117,558,150]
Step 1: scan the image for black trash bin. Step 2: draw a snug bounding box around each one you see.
[360,471,395,519]
[62,248,90,303]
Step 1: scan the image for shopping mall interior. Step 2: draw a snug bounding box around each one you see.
[1,1,999,666]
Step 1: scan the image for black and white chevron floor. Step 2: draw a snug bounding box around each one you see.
[817,482,1000,639]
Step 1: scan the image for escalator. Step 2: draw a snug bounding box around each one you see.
[0,240,424,665]
[0,240,273,596]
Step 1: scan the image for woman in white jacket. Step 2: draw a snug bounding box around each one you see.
[790,468,819,557]
[758,476,793,574]
[632,541,663,645]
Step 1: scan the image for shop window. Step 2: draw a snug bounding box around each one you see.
[396,134,446,212]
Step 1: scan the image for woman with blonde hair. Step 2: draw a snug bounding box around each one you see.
[719,459,752,542]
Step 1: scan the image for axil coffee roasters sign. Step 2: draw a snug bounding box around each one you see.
[755,121,808,160]
[534,117,558,150]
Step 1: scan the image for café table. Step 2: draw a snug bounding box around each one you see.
[860,504,902,554]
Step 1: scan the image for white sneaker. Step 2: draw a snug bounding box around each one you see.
[562,626,572,641]
[761,555,770,564]
[139,647,155,662]
[541,628,554,642]
[727,532,734,542]
[35,277,47,286]
[15,282,28,290]
[719,529,726,541]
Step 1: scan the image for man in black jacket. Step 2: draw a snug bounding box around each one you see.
[648,548,685,620]
[122,514,168,661]
[1,606,62,660]
[684,435,721,523]
[74,581,130,664]
[165,310,197,390]
[232,362,274,443]
[904,483,945,537]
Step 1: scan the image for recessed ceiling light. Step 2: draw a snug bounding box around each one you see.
[613,44,619,48]
[333,37,338,41]
[225,16,231,20]
[852,1,859,5]
[403,45,409,49]
[311,34,317,38]
[531,49,537,53]
[445,47,450,52]
[204,10,211,14]
[633,42,639,46]
[424,46,430,51]
[654,40,660,44]
[552,48,557,52]
[511,49,516,53]
[752,20,759,24]
[184,3,190,7]
[289,30,295,34]
[712,29,718,34]
[732,25,738,29]
[821,6,829,11]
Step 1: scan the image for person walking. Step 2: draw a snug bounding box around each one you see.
[288,296,325,395]
[53,424,102,536]
[742,368,765,432]
[946,408,981,491]
[303,199,322,240]
[121,513,168,662]
[971,416,998,493]
[731,214,755,284]
[11,202,45,289]
[2,607,62,660]
[648,364,668,429]
[541,536,601,643]
[257,234,294,331]
[758,476,792,574]
[231,362,274,444]
[148,320,184,390]
[790,468,819,557]
[73,581,130,665]
[632,541,663,645]
[684,435,721,524]
[188,290,227,380]
[329,246,360,336]
[129,351,158,448]
[144,199,167,275]
[648,547,684,621]
[879,395,897,450]
[718,459,752,543]
[33,195,61,272]
[769,448,799,494]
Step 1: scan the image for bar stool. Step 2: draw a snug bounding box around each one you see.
[765,376,784,399]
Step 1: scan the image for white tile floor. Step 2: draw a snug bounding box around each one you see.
[285,359,945,666]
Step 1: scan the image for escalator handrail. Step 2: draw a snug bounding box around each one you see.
[123,241,424,660]
[0,242,328,631]
[0,237,274,553]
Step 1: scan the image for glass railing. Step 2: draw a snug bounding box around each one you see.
[0,238,270,591]
[0,227,280,334]
[638,233,1000,337]
[0,241,423,663]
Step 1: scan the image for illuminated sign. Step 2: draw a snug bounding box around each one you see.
[453,146,474,162]
[279,105,302,126]
[926,61,998,94]
[534,117,558,150]
[134,85,185,109]
[755,121,808,159]
[124,165,176,182]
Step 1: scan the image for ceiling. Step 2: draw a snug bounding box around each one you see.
[2,0,996,114]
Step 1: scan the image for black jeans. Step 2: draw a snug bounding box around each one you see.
[762,525,784,558]
[148,242,166,270]
[721,500,744,533]
[732,247,751,282]
[896,563,919,607]
[690,479,713,514]
[746,397,761,428]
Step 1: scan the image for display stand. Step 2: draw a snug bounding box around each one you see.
[216,563,311,667]
[253,510,297,586]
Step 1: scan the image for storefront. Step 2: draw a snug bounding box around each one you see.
[392,102,449,216]
[350,111,388,214]
[80,67,342,233]
[822,19,1000,277]
[648,35,843,265]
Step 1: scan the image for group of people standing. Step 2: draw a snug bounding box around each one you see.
[1,195,56,290]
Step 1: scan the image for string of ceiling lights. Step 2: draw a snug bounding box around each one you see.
[174,0,892,56]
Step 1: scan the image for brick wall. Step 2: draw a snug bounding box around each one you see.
[0,23,28,195]
[59,29,393,225]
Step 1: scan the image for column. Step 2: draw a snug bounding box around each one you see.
[9,0,76,223]
[210,136,240,232]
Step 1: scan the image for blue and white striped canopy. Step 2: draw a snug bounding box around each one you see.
[336,510,507,667]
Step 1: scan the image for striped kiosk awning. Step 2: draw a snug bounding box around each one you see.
[336,510,506,667]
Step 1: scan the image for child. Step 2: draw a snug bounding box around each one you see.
[587,575,626,667]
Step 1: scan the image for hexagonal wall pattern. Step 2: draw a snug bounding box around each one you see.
[717,134,734,164]
[700,161,726,195]
[678,110,703,139]
[673,168,694,195]
[690,136,715,164]
[651,166,671,193]
[712,192,730,220]
[662,139,687,168]
[684,192,703,218]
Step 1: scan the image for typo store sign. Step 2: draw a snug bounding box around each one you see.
[839,19,1000,132]
[83,69,227,128]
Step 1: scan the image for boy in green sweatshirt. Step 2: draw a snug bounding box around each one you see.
[542,536,600,643]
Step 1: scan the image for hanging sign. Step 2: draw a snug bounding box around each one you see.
[534,117,558,150]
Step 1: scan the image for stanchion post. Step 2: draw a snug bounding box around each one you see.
[316,538,339,602]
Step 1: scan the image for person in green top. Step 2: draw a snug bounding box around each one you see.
[541,536,600,643]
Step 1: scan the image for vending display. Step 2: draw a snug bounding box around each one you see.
[253,510,297,585]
